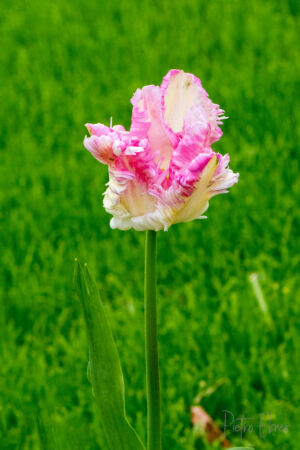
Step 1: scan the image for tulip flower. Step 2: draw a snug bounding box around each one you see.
[84,69,238,231]
[80,70,239,450]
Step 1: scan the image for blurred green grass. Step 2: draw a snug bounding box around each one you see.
[0,0,299,448]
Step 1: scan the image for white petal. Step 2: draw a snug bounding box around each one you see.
[173,156,218,223]
[164,71,203,133]
[124,146,144,155]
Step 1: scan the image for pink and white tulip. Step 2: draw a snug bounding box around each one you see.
[84,70,239,231]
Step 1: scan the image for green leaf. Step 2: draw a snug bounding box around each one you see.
[74,260,145,450]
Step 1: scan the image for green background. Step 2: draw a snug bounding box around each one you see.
[0,0,299,448]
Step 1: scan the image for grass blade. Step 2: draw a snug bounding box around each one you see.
[249,273,273,327]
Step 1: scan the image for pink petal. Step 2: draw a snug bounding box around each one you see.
[85,123,111,137]
[161,69,224,144]
[169,105,211,174]
[130,85,174,169]
[83,134,115,165]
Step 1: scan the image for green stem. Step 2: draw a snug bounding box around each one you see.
[144,230,161,450]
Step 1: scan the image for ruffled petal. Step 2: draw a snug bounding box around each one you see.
[86,123,111,137]
[210,154,239,194]
[130,85,174,169]
[104,172,168,231]
[83,134,115,165]
[173,155,218,223]
[161,69,224,144]
[169,105,211,174]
